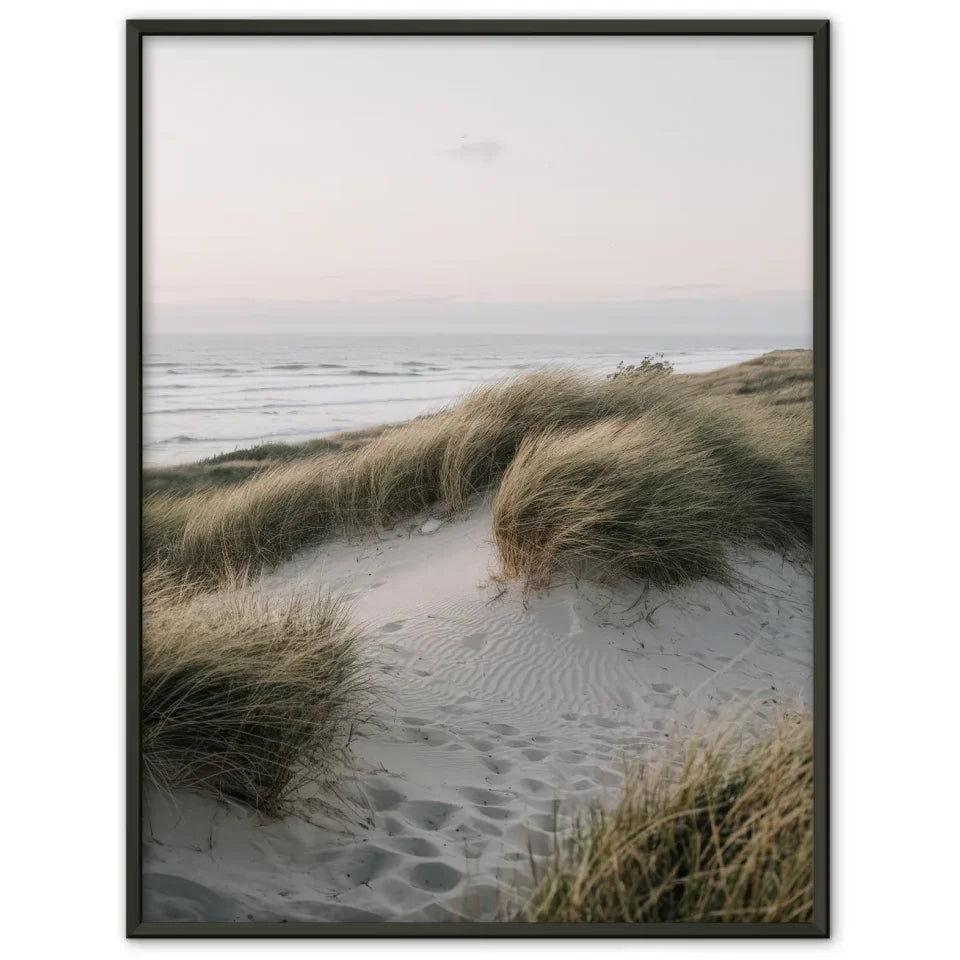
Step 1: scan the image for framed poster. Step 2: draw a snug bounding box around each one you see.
[128,18,829,937]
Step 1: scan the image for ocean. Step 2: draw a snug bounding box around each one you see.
[143,333,808,467]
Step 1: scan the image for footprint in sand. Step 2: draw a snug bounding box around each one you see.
[380,816,407,837]
[404,726,451,746]
[470,818,504,838]
[582,765,622,788]
[522,748,549,762]
[452,822,494,842]
[458,786,515,805]
[388,836,441,858]
[366,784,405,812]
[380,621,406,633]
[330,846,399,885]
[409,862,463,893]
[480,756,513,775]
[518,777,552,796]
[402,800,459,831]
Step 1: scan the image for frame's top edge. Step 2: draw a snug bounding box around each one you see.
[126,18,829,37]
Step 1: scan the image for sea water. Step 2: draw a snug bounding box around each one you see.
[143,333,807,467]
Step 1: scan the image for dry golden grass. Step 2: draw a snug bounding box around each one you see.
[142,573,371,815]
[143,350,812,585]
[690,348,814,405]
[143,424,398,497]
[492,397,812,590]
[522,715,813,923]
[492,417,732,588]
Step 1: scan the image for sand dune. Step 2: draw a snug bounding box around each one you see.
[143,502,812,922]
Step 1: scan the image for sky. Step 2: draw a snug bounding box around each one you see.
[143,35,812,337]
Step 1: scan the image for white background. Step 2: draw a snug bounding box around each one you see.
[3,1,958,956]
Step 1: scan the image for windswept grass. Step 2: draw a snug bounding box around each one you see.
[492,418,732,588]
[691,348,814,406]
[523,716,813,923]
[492,400,811,590]
[143,424,396,498]
[142,574,371,815]
[144,350,812,585]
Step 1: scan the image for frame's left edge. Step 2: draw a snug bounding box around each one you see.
[811,17,830,940]
[126,19,145,939]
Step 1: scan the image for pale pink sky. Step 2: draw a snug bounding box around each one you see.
[144,35,812,335]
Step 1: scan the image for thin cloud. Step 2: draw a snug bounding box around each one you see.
[652,282,729,293]
[744,288,811,300]
[449,140,505,164]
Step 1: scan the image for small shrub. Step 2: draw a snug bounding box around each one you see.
[607,353,675,380]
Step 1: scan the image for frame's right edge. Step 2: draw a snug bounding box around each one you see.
[811,18,830,939]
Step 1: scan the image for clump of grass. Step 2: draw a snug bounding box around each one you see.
[491,399,811,591]
[438,370,616,509]
[687,403,812,553]
[523,716,813,923]
[144,351,812,586]
[145,466,336,583]
[142,574,371,815]
[492,417,732,588]
[144,416,452,582]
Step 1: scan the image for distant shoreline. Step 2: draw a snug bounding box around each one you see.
[144,341,809,469]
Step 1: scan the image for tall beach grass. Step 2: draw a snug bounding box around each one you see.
[492,400,811,590]
[142,574,371,815]
[523,715,813,923]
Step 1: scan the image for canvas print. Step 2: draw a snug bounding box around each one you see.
[138,30,821,928]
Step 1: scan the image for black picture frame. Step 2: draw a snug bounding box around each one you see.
[127,18,830,938]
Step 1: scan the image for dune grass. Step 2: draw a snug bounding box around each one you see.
[691,348,814,406]
[491,399,811,590]
[143,350,812,585]
[142,574,371,815]
[143,424,396,497]
[522,716,813,924]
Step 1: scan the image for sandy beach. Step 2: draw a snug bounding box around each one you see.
[143,497,812,922]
